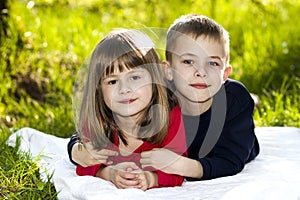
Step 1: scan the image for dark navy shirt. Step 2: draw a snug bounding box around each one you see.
[184,79,259,181]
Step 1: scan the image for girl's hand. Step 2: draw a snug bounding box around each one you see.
[101,162,141,189]
[131,168,158,191]
[72,142,118,167]
[140,148,182,174]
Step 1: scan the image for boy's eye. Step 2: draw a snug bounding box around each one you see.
[208,61,219,67]
[183,59,194,65]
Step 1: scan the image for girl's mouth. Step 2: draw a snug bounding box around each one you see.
[119,98,137,104]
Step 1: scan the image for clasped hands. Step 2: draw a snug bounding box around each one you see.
[74,142,181,190]
[98,162,156,190]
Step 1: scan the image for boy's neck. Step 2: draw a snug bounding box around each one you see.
[179,97,213,116]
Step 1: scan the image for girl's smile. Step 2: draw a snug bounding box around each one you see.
[118,98,137,104]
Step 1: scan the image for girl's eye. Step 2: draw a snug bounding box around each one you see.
[208,61,219,67]
[183,59,194,65]
[107,80,117,85]
[130,75,141,81]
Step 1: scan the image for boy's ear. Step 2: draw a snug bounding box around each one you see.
[223,65,232,81]
[162,60,173,80]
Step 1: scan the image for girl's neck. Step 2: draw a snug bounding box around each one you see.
[116,117,143,156]
[115,116,139,137]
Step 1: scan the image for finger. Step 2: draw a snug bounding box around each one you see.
[98,149,118,156]
[122,178,141,187]
[141,151,151,158]
[117,182,141,189]
[119,171,138,180]
[125,163,139,172]
[116,177,140,189]
[140,158,151,165]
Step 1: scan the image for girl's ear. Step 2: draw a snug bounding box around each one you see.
[162,60,173,81]
[223,65,232,81]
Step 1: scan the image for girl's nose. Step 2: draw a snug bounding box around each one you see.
[119,81,132,94]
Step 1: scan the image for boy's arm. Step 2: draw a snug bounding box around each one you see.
[67,132,118,167]
[141,148,203,178]
[190,90,259,180]
[67,132,79,165]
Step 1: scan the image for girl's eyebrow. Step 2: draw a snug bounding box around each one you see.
[103,68,145,78]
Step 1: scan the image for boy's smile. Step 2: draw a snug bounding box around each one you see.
[190,83,210,89]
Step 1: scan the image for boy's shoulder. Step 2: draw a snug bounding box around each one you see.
[224,78,254,105]
[224,78,250,95]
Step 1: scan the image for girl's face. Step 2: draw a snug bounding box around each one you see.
[101,67,153,120]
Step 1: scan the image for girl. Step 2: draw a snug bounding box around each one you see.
[75,29,187,190]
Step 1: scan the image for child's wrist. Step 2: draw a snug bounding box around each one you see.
[145,171,158,188]
[96,166,110,181]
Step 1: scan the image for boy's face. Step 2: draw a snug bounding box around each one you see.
[165,34,231,103]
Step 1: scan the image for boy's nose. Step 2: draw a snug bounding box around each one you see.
[194,66,207,78]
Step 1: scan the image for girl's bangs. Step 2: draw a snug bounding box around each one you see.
[103,50,144,77]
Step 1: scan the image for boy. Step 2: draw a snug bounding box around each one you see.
[68,14,259,181]
[140,14,259,180]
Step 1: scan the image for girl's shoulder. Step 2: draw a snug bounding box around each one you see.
[169,105,181,118]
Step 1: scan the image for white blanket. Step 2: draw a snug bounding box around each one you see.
[7,127,300,200]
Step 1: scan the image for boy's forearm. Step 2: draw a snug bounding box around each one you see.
[176,156,203,178]
[68,133,80,165]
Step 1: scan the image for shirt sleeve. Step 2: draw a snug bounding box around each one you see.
[76,164,103,177]
[152,105,187,187]
[146,168,184,187]
[67,132,80,165]
[162,105,188,155]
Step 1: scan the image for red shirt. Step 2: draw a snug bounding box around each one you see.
[76,105,187,187]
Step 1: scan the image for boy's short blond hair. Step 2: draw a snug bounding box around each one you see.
[166,14,230,64]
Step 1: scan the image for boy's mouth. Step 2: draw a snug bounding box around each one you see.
[190,83,209,89]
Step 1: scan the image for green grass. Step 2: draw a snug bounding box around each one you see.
[0,0,299,198]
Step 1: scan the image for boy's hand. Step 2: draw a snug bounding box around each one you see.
[140,148,181,174]
[72,142,118,167]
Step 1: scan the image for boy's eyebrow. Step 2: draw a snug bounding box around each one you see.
[179,53,223,60]
[210,56,222,60]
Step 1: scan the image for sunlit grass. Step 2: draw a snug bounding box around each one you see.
[0,131,57,199]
